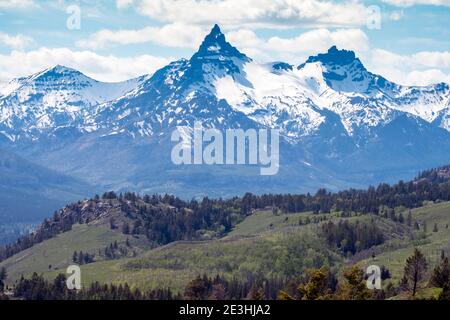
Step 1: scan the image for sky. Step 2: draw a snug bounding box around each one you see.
[0,0,449,86]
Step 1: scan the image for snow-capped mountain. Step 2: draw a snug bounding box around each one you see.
[1,24,450,206]
[0,65,146,141]
[81,26,450,142]
[1,25,449,142]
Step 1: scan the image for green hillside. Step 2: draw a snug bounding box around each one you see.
[3,201,450,297]
[1,224,140,283]
[359,201,450,279]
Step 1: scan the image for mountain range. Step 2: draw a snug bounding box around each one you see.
[1,24,450,222]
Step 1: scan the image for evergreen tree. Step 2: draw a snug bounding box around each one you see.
[407,211,413,227]
[122,223,130,235]
[247,283,265,300]
[433,223,439,233]
[402,248,428,297]
[184,275,212,300]
[430,257,450,288]
[0,267,7,293]
[78,251,84,265]
[439,282,450,300]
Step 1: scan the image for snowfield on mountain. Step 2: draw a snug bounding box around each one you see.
[1,25,450,220]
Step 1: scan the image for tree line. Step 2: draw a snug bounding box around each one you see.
[1,165,449,263]
[8,249,450,300]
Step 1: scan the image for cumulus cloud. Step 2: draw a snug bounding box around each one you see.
[226,28,369,63]
[117,0,374,28]
[388,10,404,21]
[77,23,205,50]
[116,0,134,9]
[266,28,369,53]
[0,32,33,49]
[0,48,171,83]
[0,0,36,9]
[365,49,450,86]
[382,0,450,7]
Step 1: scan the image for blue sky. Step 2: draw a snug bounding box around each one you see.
[0,0,449,85]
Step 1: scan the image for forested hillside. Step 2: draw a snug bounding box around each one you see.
[2,164,450,262]
[1,164,450,300]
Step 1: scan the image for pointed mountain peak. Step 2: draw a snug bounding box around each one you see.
[191,24,248,61]
[209,24,223,38]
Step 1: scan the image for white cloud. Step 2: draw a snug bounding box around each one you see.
[0,32,33,49]
[116,0,134,9]
[365,49,450,86]
[0,0,36,9]
[0,47,171,83]
[77,23,205,50]
[266,28,369,53]
[403,69,450,86]
[117,0,374,28]
[382,0,450,7]
[388,10,404,21]
[226,28,369,63]
[412,51,450,68]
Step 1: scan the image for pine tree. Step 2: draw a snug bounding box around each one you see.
[247,283,265,300]
[403,248,428,297]
[78,251,84,265]
[0,267,7,293]
[407,211,413,227]
[122,223,130,235]
[433,223,439,233]
[209,283,227,300]
[430,257,450,288]
[184,275,211,300]
[439,282,450,300]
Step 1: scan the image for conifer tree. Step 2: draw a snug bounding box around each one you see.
[430,257,450,288]
[402,248,428,297]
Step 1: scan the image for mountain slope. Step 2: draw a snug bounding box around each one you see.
[0,25,449,199]
[0,149,93,223]
[2,187,450,297]
[0,65,146,142]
